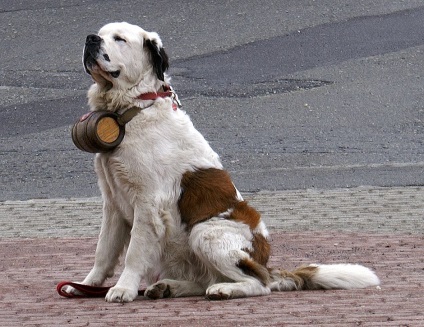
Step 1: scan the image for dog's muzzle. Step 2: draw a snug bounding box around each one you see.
[83,34,120,78]
[83,34,102,74]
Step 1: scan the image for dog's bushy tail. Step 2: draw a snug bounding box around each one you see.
[269,263,380,291]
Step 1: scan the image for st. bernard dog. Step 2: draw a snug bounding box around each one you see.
[69,22,379,302]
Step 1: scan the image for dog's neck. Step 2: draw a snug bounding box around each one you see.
[136,85,181,110]
[113,85,181,125]
[87,72,180,112]
[136,85,171,100]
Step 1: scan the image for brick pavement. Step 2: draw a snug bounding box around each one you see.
[1,186,424,326]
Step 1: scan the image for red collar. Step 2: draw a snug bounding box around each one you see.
[136,85,181,110]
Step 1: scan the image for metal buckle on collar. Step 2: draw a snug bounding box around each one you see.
[168,85,182,108]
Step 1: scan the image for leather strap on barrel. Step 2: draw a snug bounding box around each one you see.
[117,106,142,126]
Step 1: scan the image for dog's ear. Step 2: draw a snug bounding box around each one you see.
[144,38,169,81]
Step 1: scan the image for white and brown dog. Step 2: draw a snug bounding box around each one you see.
[70,22,379,302]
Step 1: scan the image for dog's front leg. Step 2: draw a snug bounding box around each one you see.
[66,201,129,295]
[105,204,166,303]
[84,201,130,284]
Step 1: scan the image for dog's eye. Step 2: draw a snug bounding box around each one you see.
[114,35,126,43]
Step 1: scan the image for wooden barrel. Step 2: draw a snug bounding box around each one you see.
[71,111,125,153]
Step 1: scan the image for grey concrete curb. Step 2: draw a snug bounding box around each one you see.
[1,186,423,238]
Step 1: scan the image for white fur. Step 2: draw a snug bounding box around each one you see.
[74,22,270,302]
[310,264,381,289]
[69,22,379,302]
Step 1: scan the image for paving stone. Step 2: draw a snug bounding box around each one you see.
[1,186,423,326]
[0,233,423,326]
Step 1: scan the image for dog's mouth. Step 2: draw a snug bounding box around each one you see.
[109,70,120,78]
[84,53,121,79]
[85,62,121,79]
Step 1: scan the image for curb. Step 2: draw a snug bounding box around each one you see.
[1,186,423,238]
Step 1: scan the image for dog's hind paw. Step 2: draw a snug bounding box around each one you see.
[145,281,171,300]
[206,283,246,300]
[105,286,138,303]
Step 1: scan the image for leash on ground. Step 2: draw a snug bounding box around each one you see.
[56,281,145,298]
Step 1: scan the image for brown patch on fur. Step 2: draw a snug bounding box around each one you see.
[178,168,238,229]
[269,265,320,290]
[237,258,270,286]
[268,268,303,290]
[179,168,270,269]
[230,202,269,266]
[250,233,270,266]
[229,201,261,230]
[292,265,321,290]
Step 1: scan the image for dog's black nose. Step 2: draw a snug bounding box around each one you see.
[86,34,102,45]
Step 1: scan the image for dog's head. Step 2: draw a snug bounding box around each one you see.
[83,22,169,91]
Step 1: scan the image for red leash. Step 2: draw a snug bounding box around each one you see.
[56,281,145,298]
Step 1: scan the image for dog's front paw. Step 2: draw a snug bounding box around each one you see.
[105,286,138,303]
[145,281,171,300]
[64,285,83,296]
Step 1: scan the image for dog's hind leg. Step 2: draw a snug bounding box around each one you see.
[189,219,271,300]
[145,279,206,299]
[205,280,270,300]
[203,256,271,300]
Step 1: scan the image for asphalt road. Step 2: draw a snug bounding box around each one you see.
[1,0,424,200]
